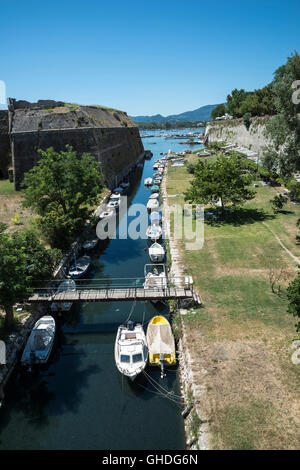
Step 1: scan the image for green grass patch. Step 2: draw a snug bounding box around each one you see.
[212,399,276,450]
[0,179,15,195]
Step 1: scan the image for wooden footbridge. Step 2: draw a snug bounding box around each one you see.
[27,276,201,304]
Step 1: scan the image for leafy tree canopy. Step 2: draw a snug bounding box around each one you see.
[262,51,300,177]
[22,146,104,248]
[287,270,300,333]
[211,104,226,120]
[0,230,60,328]
[184,155,255,211]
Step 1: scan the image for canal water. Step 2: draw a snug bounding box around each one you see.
[0,128,203,450]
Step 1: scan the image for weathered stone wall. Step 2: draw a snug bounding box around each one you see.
[12,127,144,189]
[205,116,271,154]
[0,111,10,178]
[8,99,144,189]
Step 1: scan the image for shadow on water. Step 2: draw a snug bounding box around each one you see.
[0,325,100,442]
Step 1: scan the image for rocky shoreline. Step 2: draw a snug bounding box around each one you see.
[161,160,210,450]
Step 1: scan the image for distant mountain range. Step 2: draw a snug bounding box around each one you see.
[130,104,220,123]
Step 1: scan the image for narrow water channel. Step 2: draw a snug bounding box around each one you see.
[0,129,202,450]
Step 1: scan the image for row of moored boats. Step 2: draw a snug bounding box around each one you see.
[21,154,176,381]
[115,155,175,380]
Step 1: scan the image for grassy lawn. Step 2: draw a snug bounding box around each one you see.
[167,154,300,449]
[0,179,34,232]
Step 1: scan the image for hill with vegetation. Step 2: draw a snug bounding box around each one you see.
[130,104,220,123]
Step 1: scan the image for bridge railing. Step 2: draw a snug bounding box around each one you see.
[31,275,193,297]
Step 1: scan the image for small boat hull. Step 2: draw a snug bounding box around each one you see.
[146,226,162,241]
[68,255,91,278]
[149,242,165,262]
[114,323,148,380]
[21,316,56,367]
[146,316,176,367]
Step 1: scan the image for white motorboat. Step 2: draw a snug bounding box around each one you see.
[110,193,121,200]
[144,177,153,186]
[107,199,120,209]
[98,208,115,220]
[153,163,159,170]
[149,242,165,262]
[143,264,167,289]
[21,316,55,368]
[146,225,162,241]
[68,255,91,278]
[149,193,159,200]
[114,321,148,381]
[147,199,159,211]
[50,279,76,312]
[82,238,99,251]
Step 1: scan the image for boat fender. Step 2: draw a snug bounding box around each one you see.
[181,406,193,419]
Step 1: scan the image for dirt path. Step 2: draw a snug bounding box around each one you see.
[262,222,300,265]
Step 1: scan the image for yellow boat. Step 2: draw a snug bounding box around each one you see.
[146,316,176,374]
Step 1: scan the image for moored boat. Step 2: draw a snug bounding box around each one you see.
[149,211,162,225]
[107,198,120,209]
[149,192,159,200]
[68,255,91,278]
[21,316,56,368]
[149,242,165,262]
[144,177,153,186]
[98,208,115,220]
[146,315,176,378]
[151,185,159,193]
[50,279,76,312]
[114,321,148,381]
[146,224,162,241]
[82,238,99,251]
[143,263,167,289]
[147,198,159,211]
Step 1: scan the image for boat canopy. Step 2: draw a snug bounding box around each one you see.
[147,322,175,355]
[150,211,162,222]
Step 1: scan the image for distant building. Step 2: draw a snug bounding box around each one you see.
[215,113,233,121]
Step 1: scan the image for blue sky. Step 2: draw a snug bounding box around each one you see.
[0,0,299,115]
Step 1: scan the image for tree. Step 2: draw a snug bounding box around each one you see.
[286,179,300,200]
[226,89,252,117]
[243,112,252,130]
[22,146,104,249]
[184,155,255,212]
[211,104,226,120]
[287,271,300,333]
[263,51,300,177]
[0,229,60,328]
[270,193,288,212]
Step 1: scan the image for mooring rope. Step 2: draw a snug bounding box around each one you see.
[137,379,183,407]
[125,298,137,323]
[141,371,184,405]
